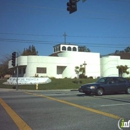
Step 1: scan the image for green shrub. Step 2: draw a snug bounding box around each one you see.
[72,80,82,84]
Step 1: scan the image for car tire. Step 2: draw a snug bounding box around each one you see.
[126,87,130,94]
[96,88,104,96]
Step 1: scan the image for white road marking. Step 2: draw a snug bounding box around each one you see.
[101,103,130,107]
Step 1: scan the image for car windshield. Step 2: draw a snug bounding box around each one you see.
[96,77,106,83]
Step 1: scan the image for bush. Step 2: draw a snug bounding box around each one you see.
[88,76,93,79]
[72,80,82,84]
[79,74,87,79]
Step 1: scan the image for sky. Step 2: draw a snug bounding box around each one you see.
[0,0,130,60]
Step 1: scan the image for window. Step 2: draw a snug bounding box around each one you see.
[67,46,71,51]
[117,77,126,83]
[73,47,77,51]
[19,68,21,74]
[37,67,47,73]
[97,78,106,83]
[62,46,66,51]
[23,68,25,74]
[56,46,59,51]
[106,78,117,84]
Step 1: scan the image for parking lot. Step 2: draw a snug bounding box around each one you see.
[0,89,130,130]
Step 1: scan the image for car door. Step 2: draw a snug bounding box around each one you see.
[104,77,118,93]
[116,77,127,92]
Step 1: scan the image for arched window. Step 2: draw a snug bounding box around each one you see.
[73,47,77,51]
[54,47,56,52]
[56,47,59,51]
[67,46,71,51]
[62,46,66,51]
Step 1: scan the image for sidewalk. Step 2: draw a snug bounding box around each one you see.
[0,88,78,92]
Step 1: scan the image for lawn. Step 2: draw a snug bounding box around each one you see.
[0,78,97,90]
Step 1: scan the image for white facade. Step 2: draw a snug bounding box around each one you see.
[8,44,130,78]
[8,44,100,78]
[101,55,130,77]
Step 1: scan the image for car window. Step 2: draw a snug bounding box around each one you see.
[106,78,117,84]
[106,78,112,83]
[97,78,106,83]
[117,77,126,83]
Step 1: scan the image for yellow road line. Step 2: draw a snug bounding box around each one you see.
[0,98,32,130]
[25,92,121,120]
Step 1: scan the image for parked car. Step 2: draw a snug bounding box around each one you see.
[78,77,130,96]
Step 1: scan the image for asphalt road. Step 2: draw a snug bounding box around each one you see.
[0,88,130,130]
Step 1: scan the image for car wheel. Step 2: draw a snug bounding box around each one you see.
[126,87,130,94]
[96,88,104,96]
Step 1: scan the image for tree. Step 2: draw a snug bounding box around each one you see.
[117,65,129,77]
[115,50,120,54]
[75,63,86,78]
[21,45,38,56]
[78,46,90,52]
[0,54,13,77]
[115,46,130,54]
[124,46,130,53]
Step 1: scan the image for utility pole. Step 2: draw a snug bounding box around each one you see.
[16,52,18,90]
[63,32,67,44]
[12,52,19,90]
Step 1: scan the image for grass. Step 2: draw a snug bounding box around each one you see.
[0,78,97,90]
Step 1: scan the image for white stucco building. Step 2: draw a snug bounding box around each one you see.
[8,43,130,78]
[101,53,130,77]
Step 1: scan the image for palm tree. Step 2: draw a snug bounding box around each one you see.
[117,65,129,77]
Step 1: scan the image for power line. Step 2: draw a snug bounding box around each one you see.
[0,1,130,20]
[0,38,129,49]
[0,2,64,11]
[0,32,130,39]
[0,33,62,37]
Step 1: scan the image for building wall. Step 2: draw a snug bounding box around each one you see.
[101,56,130,77]
[118,59,130,77]
[58,51,100,78]
[53,44,78,53]
[23,56,68,78]
[10,51,130,78]
[8,51,101,78]
[8,56,27,69]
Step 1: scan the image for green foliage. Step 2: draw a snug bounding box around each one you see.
[22,45,38,56]
[124,46,130,53]
[117,65,129,77]
[75,63,86,78]
[78,46,90,52]
[0,54,13,77]
[72,80,83,84]
[115,46,130,54]
[79,74,87,79]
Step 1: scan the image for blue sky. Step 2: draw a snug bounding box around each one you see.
[0,0,130,60]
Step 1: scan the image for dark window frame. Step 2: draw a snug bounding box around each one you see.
[62,46,66,51]
[73,47,77,51]
[37,67,47,73]
[67,46,71,51]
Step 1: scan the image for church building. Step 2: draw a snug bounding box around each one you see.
[8,43,130,78]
